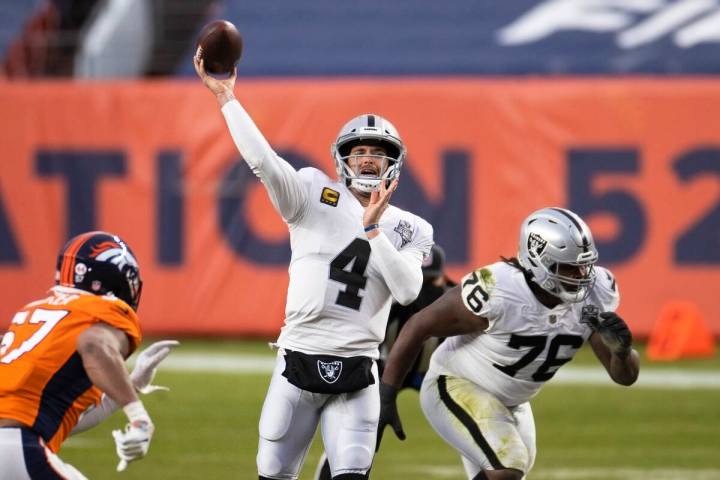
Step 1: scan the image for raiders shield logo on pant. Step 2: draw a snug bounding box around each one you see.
[318,360,342,383]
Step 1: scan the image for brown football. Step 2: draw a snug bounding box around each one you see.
[196,20,243,75]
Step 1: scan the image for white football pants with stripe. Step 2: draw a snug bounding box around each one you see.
[419,370,536,479]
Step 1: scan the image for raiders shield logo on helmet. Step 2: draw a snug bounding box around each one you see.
[317,360,343,384]
[527,232,548,258]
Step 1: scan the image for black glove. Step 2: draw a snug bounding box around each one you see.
[581,306,632,357]
[376,383,405,451]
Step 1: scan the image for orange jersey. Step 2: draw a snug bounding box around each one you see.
[0,286,141,452]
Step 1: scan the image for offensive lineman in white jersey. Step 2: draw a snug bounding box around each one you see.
[378,207,639,480]
[194,55,433,479]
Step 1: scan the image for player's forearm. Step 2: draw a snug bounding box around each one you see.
[79,341,139,407]
[368,234,423,305]
[215,89,235,107]
[72,394,118,434]
[590,335,639,386]
[381,320,429,388]
[608,349,640,386]
[221,100,307,222]
[221,99,276,171]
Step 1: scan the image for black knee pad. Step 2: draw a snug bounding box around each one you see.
[333,474,368,480]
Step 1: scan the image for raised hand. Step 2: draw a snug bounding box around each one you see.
[363,179,399,234]
[582,307,632,357]
[193,47,237,103]
[130,340,179,394]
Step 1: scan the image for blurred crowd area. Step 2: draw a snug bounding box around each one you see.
[4,0,720,78]
[1,0,217,77]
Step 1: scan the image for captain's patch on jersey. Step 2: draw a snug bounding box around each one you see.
[320,187,340,207]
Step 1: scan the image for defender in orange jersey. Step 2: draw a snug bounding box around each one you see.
[0,231,175,479]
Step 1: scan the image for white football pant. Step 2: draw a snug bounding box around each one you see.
[257,352,379,479]
[419,370,536,479]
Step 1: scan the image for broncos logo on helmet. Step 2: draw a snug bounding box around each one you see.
[56,232,143,310]
[90,241,139,270]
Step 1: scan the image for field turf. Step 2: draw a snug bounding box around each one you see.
[60,340,720,479]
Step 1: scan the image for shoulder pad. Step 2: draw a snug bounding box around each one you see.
[460,267,496,316]
[297,166,323,183]
[590,267,620,312]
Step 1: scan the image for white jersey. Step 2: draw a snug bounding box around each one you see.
[278,168,433,357]
[220,100,433,359]
[429,261,619,406]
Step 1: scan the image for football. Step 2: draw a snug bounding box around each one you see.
[196,20,243,75]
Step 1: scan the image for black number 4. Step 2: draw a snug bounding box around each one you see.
[493,334,583,382]
[329,238,371,310]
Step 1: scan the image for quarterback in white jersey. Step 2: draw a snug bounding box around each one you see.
[378,208,639,480]
[194,54,433,480]
[276,166,433,358]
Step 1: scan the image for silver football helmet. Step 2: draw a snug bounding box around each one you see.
[330,113,406,193]
[517,207,598,303]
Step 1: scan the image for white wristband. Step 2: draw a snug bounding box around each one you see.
[123,400,150,424]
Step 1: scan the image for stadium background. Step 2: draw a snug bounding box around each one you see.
[1,1,719,479]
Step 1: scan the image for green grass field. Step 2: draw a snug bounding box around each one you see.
[61,340,720,479]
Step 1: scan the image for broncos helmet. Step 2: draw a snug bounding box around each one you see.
[517,207,598,303]
[55,231,143,310]
[330,113,406,193]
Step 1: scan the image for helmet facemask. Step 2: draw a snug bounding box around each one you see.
[537,254,597,303]
[337,143,400,193]
[331,114,406,193]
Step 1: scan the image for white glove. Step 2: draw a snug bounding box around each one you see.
[130,340,179,394]
[73,341,177,436]
[112,401,154,472]
[112,421,154,471]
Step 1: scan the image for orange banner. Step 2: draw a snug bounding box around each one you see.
[0,79,718,337]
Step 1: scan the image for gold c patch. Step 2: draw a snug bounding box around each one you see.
[320,187,340,207]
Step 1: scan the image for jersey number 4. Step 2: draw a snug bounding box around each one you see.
[329,238,371,310]
[493,334,583,382]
